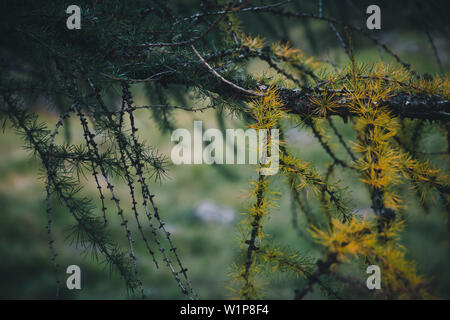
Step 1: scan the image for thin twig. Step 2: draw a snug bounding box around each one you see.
[191,45,264,97]
[142,7,228,48]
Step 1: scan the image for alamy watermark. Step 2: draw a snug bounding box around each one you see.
[366,5,381,30]
[170,121,279,175]
[66,265,81,290]
[66,5,81,30]
[366,265,381,290]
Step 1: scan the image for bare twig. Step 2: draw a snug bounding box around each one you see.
[192,45,264,97]
[142,7,229,48]
[101,69,175,83]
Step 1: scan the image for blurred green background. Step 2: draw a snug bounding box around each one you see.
[0,0,449,299]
